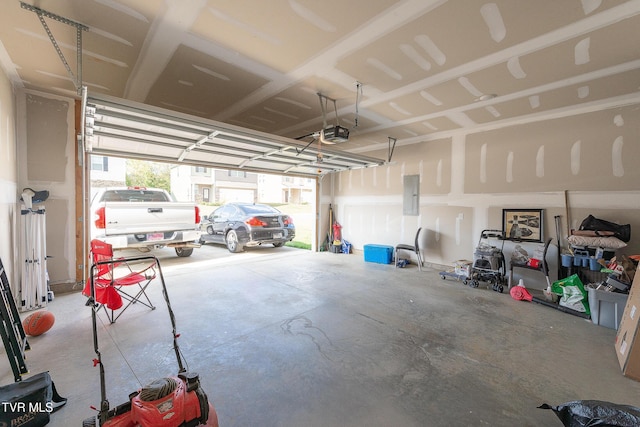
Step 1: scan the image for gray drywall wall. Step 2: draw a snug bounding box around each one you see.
[21,91,75,287]
[331,104,640,273]
[0,61,18,287]
[26,93,69,182]
[465,105,640,193]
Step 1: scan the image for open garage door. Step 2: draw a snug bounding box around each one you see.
[83,93,385,178]
[78,91,384,282]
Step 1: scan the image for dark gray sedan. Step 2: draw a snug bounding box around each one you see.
[199,203,295,252]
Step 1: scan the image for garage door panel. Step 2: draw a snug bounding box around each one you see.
[84,92,385,177]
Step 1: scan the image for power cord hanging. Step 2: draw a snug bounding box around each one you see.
[354,82,363,129]
[388,137,397,162]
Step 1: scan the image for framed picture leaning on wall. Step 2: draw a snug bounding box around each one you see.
[502,209,544,242]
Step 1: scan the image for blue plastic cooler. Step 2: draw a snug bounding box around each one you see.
[363,244,394,264]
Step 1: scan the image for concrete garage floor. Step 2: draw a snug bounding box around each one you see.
[3,246,640,426]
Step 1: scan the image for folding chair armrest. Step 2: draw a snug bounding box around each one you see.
[138,261,157,279]
[120,259,157,279]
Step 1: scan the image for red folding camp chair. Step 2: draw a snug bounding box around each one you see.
[83,239,157,323]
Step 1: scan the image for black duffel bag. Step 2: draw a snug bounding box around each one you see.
[0,372,66,427]
[579,214,631,242]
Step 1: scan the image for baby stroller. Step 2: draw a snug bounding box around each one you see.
[464,229,507,293]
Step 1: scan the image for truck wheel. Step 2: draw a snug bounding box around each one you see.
[175,247,193,257]
[226,230,243,253]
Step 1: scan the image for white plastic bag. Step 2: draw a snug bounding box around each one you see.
[551,275,590,315]
[511,245,529,265]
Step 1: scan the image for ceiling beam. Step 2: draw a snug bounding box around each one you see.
[124,0,207,102]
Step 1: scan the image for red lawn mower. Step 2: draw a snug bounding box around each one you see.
[83,255,219,427]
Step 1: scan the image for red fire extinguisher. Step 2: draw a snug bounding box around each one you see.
[332,222,342,243]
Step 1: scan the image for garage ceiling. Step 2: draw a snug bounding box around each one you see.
[1,0,640,166]
[85,93,385,177]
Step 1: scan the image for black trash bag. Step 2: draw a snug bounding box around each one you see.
[539,400,640,427]
[579,215,631,242]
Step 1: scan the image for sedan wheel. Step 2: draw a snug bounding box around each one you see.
[226,230,243,253]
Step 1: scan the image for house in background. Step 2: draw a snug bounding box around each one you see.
[89,159,314,205]
[214,169,258,203]
[260,174,314,205]
[171,165,216,203]
[171,164,313,204]
[90,155,126,187]
[89,155,126,200]
[171,165,258,204]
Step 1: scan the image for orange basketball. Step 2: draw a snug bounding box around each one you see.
[22,311,55,336]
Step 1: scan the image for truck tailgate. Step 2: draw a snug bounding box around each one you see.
[101,202,196,235]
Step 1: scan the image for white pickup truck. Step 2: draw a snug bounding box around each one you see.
[90,187,201,257]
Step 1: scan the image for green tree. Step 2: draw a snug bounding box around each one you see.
[126,160,171,191]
